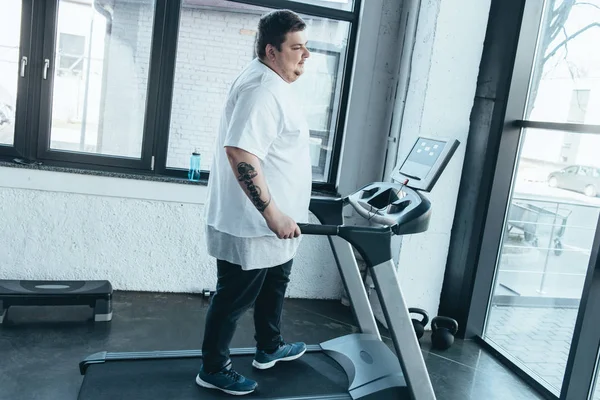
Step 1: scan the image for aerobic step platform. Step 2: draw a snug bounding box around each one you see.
[0,280,112,324]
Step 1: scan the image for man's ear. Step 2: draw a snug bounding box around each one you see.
[265,44,277,61]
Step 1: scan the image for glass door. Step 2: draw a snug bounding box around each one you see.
[480,0,600,398]
[479,0,600,398]
[484,133,600,395]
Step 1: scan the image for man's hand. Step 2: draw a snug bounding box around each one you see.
[225,146,300,239]
[263,206,301,239]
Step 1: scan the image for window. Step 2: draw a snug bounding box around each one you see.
[566,89,590,124]
[295,45,344,180]
[166,0,271,172]
[1,0,361,191]
[47,0,156,157]
[166,1,349,182]
[525,2,600,125]
[0,0,22,147]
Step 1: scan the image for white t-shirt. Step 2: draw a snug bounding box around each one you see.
[204,58,312,270]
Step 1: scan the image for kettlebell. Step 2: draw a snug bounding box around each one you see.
[408,308,429,340]
[431,316,458,350]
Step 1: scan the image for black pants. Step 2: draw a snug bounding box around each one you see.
[201,258,293,373]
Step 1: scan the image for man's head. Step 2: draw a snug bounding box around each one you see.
[255,9,310,83]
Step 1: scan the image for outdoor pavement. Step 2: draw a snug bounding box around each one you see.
[486,304,600,399]
[484,178,600,398]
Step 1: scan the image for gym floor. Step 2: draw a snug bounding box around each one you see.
[0,291,543,400]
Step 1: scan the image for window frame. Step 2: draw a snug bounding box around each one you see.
[0,0,361,194]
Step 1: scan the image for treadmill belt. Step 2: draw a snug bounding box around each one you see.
[78,353,351,399]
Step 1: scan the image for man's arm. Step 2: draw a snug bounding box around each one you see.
[224,146,300,239]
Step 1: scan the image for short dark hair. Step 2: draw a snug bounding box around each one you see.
[255,10,306,59]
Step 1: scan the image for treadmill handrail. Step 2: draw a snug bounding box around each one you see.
[298,223,339,236]
[298,223,391,236]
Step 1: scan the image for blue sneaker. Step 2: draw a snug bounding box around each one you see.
[252,342,307,370]
[196,363,257,396]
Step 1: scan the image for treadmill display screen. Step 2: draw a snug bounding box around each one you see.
[400,138,445,179]
[390,135,459,192]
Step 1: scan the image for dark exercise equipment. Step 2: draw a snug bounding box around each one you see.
[77,136,459,400]
[431,316,459,351]
[409,308,429,340]
[0,280,113,324]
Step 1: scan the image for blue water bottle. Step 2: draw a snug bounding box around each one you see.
[188,150,201,181]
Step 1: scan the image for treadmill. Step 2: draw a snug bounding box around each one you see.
[77,136,459,400]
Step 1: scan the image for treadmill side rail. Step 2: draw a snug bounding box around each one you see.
[370,260,436,400]
[79,346,324,375]
[79,352,108,375]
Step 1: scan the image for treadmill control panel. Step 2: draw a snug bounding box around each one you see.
[346,136,459,234]
[347,183,431,234]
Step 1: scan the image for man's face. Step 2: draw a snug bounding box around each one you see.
[267,30,310,83]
